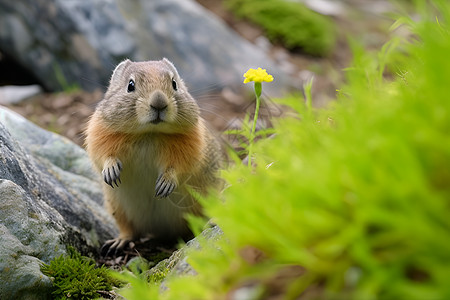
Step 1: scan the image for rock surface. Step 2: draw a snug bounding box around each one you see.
[0,106,117,299]
[0,0,289,95]
[143,226,223,291]
[0,85,43,105]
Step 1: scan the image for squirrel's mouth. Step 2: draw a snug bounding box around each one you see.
[150,118,163,125]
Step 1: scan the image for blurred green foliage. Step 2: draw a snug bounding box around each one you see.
[225,0,336,56]
[117,1,450,299]
[53,63,80,93]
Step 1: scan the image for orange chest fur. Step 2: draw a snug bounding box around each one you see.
[87,116,206,175]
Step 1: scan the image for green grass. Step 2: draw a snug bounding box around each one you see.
[53,63,80,93]
[114,1,450,299]
[225,0,336,56]
[40,247,121,299]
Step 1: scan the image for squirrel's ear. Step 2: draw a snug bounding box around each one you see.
[111,59,131,83]
[162,58,179,76]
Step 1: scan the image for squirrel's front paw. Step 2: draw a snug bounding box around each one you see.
[155,170,177,198]
[102,157,123,188]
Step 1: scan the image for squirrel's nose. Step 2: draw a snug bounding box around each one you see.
[150,103,167,112]
[150,91,168,112]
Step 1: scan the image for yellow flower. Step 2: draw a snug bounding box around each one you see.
[243,67,274,84]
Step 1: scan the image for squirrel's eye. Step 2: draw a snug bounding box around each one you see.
[172,79,178,91]
[127,79,135,92]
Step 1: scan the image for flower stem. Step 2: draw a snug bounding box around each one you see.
[248,82,262,167]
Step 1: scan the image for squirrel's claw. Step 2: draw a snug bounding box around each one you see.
[101,237,130,257]
[155,173,177,198]
[102,158,123,188]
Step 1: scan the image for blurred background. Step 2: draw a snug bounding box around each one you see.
[0,0,403,146]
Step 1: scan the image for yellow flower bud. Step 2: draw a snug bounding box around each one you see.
[243,67,274,84]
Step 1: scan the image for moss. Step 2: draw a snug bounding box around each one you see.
[40,247,123,299]
[225,0,336,56]
[144,260,170,285]
[149,251,172,264]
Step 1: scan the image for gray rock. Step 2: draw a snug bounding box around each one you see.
[143,226,223,291]
[0,0,289,96]
[0,180,59,300]
[0,106,117,299]
[167,225,223,277]
[0,85,43,105]
[302,0,346,16]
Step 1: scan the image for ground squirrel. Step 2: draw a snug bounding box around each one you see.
[85,58,222,255]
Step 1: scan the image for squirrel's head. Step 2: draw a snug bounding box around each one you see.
[99,58,200,134]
